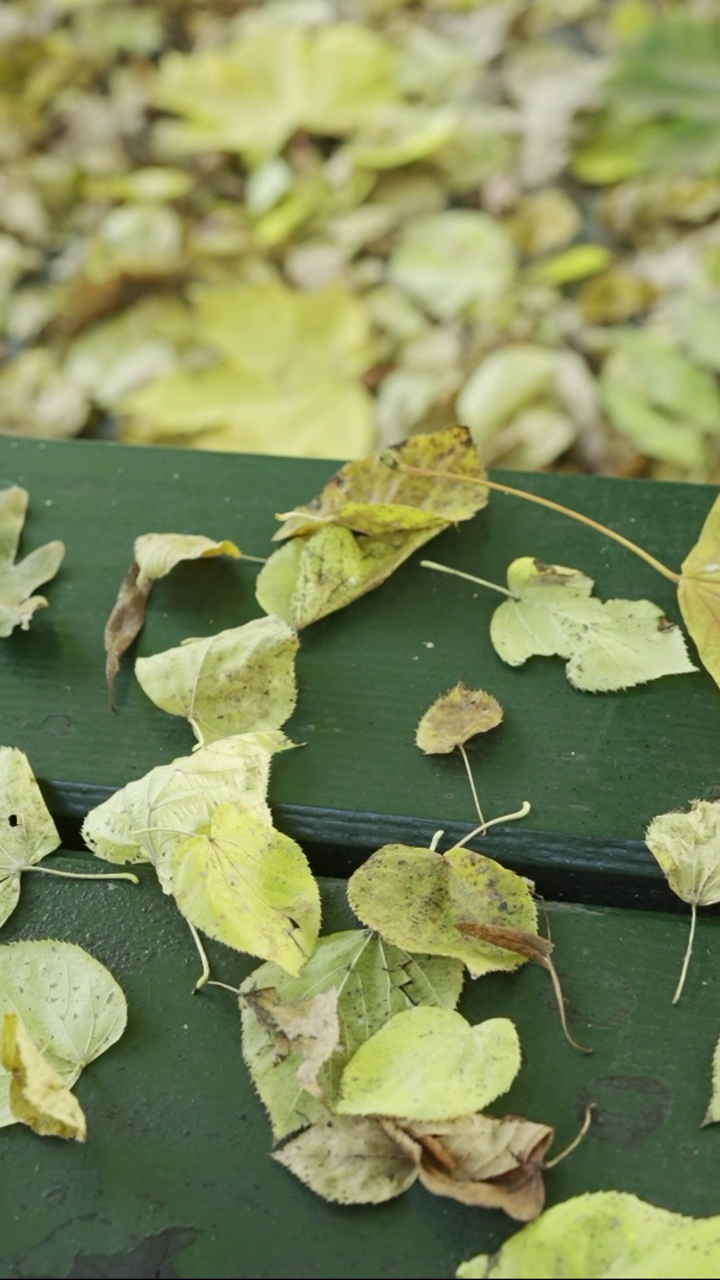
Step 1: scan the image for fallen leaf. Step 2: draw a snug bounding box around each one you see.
[490,557,696,692]
[256,525,440,630]
[703,1034,720,1127]
[388,211,515,321]
[348,843,538,978]
[0,487,64,637]
[645,800,720,1002]
[274,425,488,540]
[456,1189,720,1278]
[243,987,340,1099]
[240,929,463,1138]
[82,733,290,892]
[2,1012,86,1142]
[104,531,242,707]
[135,615,299,746]
[274,1115,418,1205]
[0,747,60,930]
[336,1006,521,1121]
[382,1112,554,1221]
[678,495,720,691]
[0,940,127,1128]
[416,683,502,755]
[171,802,320,975]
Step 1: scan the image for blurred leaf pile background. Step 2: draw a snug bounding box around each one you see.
[2,0,720,477]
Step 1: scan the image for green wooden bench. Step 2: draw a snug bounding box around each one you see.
[1,436,719,1279]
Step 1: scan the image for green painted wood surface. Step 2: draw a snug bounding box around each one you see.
[0,437,718,898]
[1,866,720,1279]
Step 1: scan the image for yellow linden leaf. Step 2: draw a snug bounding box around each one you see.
[256,525,439,630]
[135,615,299,746]
[0,487,65,637]
[134,532,241,591]
[274,1115,418,1206]
[645,800,720,1002]
[171,802,321,975]
[416,684,503,754]
[274,425,488,539]
[678,495,720,690]
[336,1007,521,1121]
[0,746,60,930]
[2,1012,86,1142]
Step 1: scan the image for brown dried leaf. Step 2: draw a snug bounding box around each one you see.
[104,562,151,710]
[416,683,503,754]
[243,987,340,1099]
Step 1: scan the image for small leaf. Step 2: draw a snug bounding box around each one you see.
[171,802,320,975]
[274,1115,418,1205]
[274,426,489,540]
[82,734,288,890]
[2,1013,86,1142]
[389,211,515,321]
[456,1190,720,1279]
[0,747,60,930]
[678,495,720,690]
[135,616,299,746]
[382,1112,554,1221]
[104,532,242,707]
[490,557,696,692]
[0,940,127,1128]
[703,1034,720,1127]
[416,684,502,755]
[645,800,720,1001]
[0,487,64,637]
[336,1007,521,1121]
[348,844,538,977]
[240,930,463,1139]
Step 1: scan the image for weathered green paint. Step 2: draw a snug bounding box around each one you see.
[0,438,717,895]
[1,868,720,1278]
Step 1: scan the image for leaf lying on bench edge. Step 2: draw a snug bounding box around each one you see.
[0,486,64,638]
[0,939,127,1130]
[2,1012,86,1142]
[256,426,488,629]
[104,530,241,708]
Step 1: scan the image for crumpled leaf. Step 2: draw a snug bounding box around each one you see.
[0,747,60,930]
[456,1190,720,1279]
[135,615,298,746]
[104,564,152,709]
[416,683,503,754]
[389,211,515,321]
[382,1112,554,1221]
[645,800,720,1002]
[274,1115,418,1205]
[336,1006,521,1121]
[257,525,440,630]
[2,1012,86,1142]
[154,24,399,163]
[251,988,340,1098]
[240,929,463,1139]
[490,557,696,692]
[678,495,720,690]
[703,1034,720,1127]
[82,734,289,891]
[0,487,65,637]
[0,940,127,1128]
[348,844,538,978]
[171,801,320,975]
[274,425,488,540]
[600,335,720,469]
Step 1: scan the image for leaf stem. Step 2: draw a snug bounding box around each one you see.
[189,921,211,992]
[206,980,241,994]
[672,902,697,1004]
[458,743,485,828]
[397,462,681,585]
[449,801,532,850]
[421,560,516,598]
[543,1104,595,1169]
[27,866,140,884]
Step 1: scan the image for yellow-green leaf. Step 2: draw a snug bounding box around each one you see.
[274,1115,418,1205]
[0,940,127,1129]
[678,495,720,690]
[336,1007,520,1121]
[645,800,720,1001]
[2,1012,86,1142]
[0,747,60,929]
[135,615,298,746]
[134,532,241,590]
[389,211,515,321]
[416,684,503,754]
[274,425,488,540]
[171,802,320,975]
[0,487,64,637]
[348,845,538,978]
[456,1190,720,1279]
[704,1034,720,1127]
[490,557,695,692]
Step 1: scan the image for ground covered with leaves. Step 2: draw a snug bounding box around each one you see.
[1,0,720,475]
